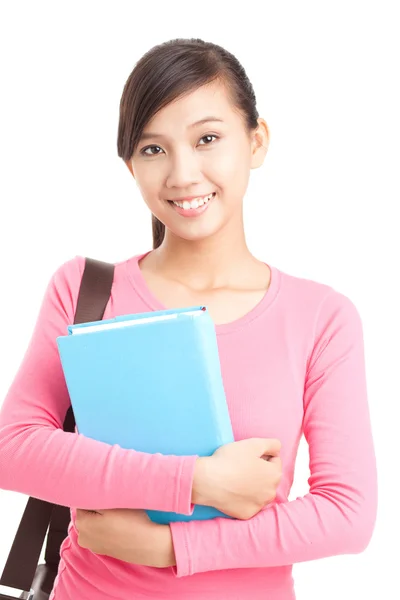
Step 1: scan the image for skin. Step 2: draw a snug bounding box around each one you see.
[76,78,271,567]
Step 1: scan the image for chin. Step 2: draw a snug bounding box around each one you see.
[156,197,231,242]
[169,223,225,243]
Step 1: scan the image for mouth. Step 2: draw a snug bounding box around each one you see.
[167,192,216,218]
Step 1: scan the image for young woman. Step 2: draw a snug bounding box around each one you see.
[0,38,377,600]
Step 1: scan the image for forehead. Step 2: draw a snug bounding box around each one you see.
[142,80,237,136]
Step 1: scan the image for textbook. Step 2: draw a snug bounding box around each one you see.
[56,305,235,524]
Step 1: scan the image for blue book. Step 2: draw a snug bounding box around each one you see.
[56,305,235,524]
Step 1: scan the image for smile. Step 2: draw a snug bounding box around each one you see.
[167,192,216,218]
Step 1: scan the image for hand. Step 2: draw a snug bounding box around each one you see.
[75,508,176,568]
[192,438,282,520]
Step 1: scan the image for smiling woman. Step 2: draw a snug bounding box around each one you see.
[0,36,377,600]
[117,38,269,249]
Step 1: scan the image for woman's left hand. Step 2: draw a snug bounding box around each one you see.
[75,508,176,568]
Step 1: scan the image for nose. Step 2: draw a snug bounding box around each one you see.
[166,149,203,190]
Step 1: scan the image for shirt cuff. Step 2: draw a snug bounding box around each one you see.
[169,520,192,577]
[174,455,197,516]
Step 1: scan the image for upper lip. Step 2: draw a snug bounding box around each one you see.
[169,192,215,202]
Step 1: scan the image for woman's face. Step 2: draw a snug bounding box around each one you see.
[126,79,269,243]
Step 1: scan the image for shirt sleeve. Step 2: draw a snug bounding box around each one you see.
[169,291,378,577]
[0,257,196,514]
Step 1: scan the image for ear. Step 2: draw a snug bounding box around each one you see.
[250,118,270,169]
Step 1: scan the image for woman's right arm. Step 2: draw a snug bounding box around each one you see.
[0,257,197,514]
[0,256,280,519]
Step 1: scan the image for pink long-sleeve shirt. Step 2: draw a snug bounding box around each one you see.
[0,252,377,600]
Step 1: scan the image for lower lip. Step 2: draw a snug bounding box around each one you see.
[168,193,216,218]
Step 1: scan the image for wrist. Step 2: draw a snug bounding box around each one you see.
[157,525,176,567]
[191,456,213,507]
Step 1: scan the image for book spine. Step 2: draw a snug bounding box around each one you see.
[195,316,235,447]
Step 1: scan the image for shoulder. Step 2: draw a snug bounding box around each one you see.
[273,267,365,383]
[46,256,86,322]
[51,255,86,290]
[50,253,145,318]
[276,265,361,320]
[52,254,132,291]
[274,265,364,356]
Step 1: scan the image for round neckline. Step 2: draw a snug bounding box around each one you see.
[125,250,281,335]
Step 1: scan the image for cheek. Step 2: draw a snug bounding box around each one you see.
[135,167,163,202]
[207,145,250,185]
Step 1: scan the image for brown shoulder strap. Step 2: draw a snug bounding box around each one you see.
[0,257,115,594]
[73,257,116,326]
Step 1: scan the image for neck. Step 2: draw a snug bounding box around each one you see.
[151,219,256,290]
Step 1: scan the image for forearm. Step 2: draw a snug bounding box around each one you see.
[0,418,197,512]
[170,480,377,576]
[0,256,197,514]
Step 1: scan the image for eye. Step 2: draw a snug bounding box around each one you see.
[140,145,163,157]
[198,134,218,146]
[139,134,219,157]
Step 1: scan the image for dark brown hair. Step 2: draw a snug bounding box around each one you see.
[117,38,260,249]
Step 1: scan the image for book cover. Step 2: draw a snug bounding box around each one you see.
[56,305,235,524]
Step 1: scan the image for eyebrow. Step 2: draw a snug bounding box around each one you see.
[139,116,224,141]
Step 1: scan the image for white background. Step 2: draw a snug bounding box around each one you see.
[0,1,398,598]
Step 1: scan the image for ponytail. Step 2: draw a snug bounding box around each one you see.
[152,215,165,249]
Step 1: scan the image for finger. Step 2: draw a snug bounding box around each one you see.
[263,438,282,456]
[75,509,85,531]
[267,456,282,465]
[76,508,84,520]
[262,455,281,462]
[77,509,100,515]
[75,509,99,527]
[246,437,281,457]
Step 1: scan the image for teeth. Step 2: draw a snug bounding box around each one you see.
[172,193,214,209]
